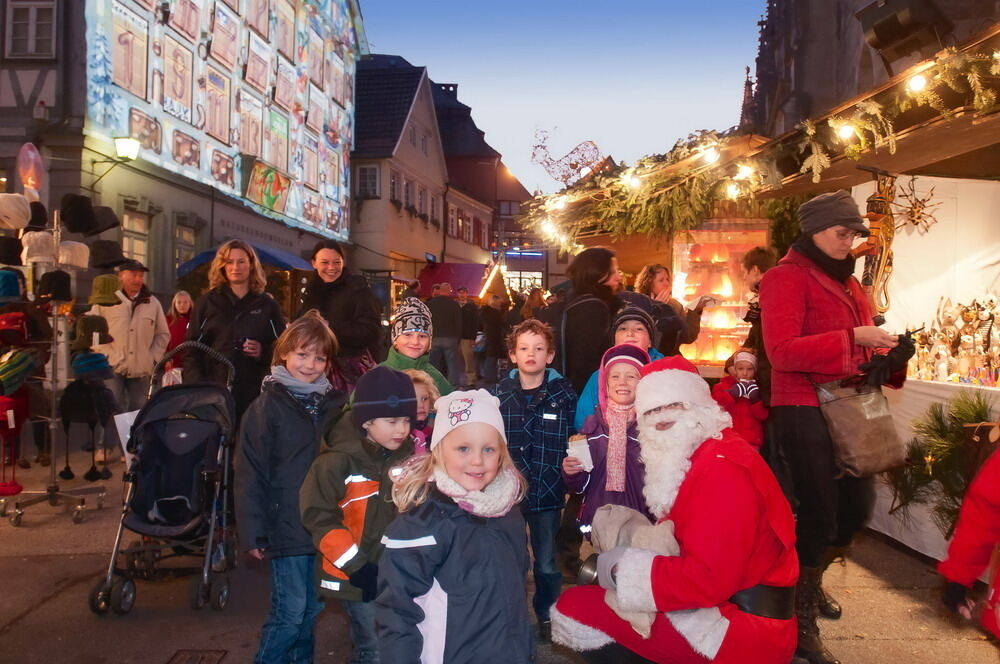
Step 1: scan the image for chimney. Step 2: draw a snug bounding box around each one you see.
[437,83,459,99]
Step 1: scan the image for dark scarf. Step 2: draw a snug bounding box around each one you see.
[793,235,856,283]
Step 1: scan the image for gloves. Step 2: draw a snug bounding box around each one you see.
[596,546,628,592]
[859,334,916,387]
[886,334,916,372]
[942,581,971,617]
[727,381,759,401]
[348,562,379,602]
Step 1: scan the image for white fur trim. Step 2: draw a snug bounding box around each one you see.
[550,605,614,651]
[614,548,658,613]
[635,369,713,416]
[666,608,730,659]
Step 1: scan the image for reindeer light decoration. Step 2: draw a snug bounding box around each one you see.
[531,129,606,185]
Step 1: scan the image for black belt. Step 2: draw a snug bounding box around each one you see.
[728,584,795,620]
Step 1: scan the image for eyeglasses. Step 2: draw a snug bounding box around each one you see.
[833,229,864,241]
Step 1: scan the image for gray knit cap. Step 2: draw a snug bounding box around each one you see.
[798,190,871,237]
[391,297,433,342]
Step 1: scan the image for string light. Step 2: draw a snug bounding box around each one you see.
[837,123,857,140]
[734,164,754,181]
[551,196,567,210]
[622,172,641,189]
[907,74,928,93]
[725,182,740,200]
[701,147,720,164]
[540,218,557,236]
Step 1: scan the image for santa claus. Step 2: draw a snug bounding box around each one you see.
[551,356,799,664]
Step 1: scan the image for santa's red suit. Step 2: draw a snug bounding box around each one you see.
[937,447,1000,639]
[552,357,798,664]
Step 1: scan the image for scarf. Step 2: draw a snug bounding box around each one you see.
[793,235,857,283]
[604,402,635,493]
[432,465,520,518]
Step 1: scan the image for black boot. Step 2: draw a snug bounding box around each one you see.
[818,547,846,620]
[581,643,656,663]
[796,566,842,664]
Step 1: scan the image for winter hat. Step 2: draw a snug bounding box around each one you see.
[116,258,149,273]
[351,365,418,428]
[732,351,757,369]
[430,389,507,450]
[88,273,122,305]
[612,305,655,338]
[72,315,113,351]
[0,349,38,396]
[20,230,56,263]
[36,269,72,302]
[798,190,871,237]
[90,240,129,269]
[85,206,121,237]
[391,297,433,342]
[71,351,115,381]
[0,270,21,303]
[597,343,650,412]
[635,355,712,416]
[0,237,23,267]
[0,194,30,230]
[60,193,97,234]
[27,201,47,230]
[59,241,90,269]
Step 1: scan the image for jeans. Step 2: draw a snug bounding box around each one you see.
[256,554,324,664]
[459,339,477,387]
[771,406,875,567]
[102,374,150,451]
[429,336,464,388]
[480,354,500,387]
[343,599,379,663]
[525,508,562,621]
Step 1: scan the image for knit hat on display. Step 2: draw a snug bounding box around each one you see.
[597,343,650,412]
[391,297,433,342]
[0,194,30,230]
[0,237,23,266]
[635,355,713,416]
[27,201,47,231]
[20,230,56,264]
[430,389,507,450]
[0,270,21,303]
[351,365,418,428]
[90,240,129,269]
[71,351,115,381]
[60,193,97,235]
[732,351,757,368]
[0,349,38,396]
[798,190,871,237]
[88,273,122,306]
[59,241,90,269]
[36,269,72,303]
[72,315,113,351]
[612,305,655,338]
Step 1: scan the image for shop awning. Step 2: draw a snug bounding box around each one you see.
[177,242,312,277]
[415,263,488,298]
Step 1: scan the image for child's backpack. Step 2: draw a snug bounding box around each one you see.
[0,312,28,347]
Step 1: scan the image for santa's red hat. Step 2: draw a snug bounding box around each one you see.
[636,355,713,415]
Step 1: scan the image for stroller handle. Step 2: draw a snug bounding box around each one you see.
[151,341,236,395]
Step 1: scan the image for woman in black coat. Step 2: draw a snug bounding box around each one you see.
[185,239,285,419]
[296,240,382,391]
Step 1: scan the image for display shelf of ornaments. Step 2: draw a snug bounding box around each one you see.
[672,224,768,366]
[910,296,999,387]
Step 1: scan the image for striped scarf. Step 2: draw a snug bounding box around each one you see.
[604,401,635,492]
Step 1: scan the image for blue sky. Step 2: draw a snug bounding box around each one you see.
[357,0,767,194]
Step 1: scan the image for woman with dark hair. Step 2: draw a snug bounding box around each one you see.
[185,239,286,419]
[296,239,382,392]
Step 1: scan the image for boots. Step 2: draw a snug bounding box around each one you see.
[818,546,847,620]
[795,566,842,664]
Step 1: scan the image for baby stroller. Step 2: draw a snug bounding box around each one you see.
[88,342,236,615]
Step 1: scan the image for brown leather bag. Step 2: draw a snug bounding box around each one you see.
[814,377,905,477]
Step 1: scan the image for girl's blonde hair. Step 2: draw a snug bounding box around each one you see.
[401,369,441,404]
[272,309,339,364]
[208,239,268,293]
[168,290,193,322]
[391,429,527,512]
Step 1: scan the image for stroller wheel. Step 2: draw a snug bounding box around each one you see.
[189,575,208,610]
[9,510,23,527]
[110,576,136,615]
[209,573,230,611]
[72,508,85,524]
[88,579,112,615]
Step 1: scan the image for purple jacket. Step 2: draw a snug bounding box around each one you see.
[562,409,653,536]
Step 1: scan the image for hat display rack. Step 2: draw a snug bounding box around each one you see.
[2,208,107,526]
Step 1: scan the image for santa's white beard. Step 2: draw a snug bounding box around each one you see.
[639,405,730,519]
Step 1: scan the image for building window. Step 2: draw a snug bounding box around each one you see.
[5,1,56,59]
[409,126,416,146]
[421,133,428,155]
[418,187,427,215]
[356,165,379,198]
[462,212,473,244]
[122,211,149,266]
[175,224,196,266]
[389,170,400,201]
[447,204,458,237]
[431,196,440,222]
[499,200,521,216]
[403,179,413,207]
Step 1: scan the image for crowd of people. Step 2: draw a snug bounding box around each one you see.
[11,190,992,663]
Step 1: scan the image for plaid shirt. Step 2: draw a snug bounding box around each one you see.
[493,369,577,512]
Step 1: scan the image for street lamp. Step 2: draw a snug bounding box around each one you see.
[91,136,142,189]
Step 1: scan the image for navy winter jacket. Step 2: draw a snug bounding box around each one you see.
[493,368,577,512]
[375,489,533,663]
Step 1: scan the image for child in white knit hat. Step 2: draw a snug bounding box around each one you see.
[375,389,534,663]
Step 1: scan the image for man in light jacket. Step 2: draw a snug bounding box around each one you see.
[90,259,170,451]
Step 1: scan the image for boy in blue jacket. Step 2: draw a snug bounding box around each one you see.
[492,319,576,641]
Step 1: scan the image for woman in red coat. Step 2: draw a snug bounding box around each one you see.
[938,447,1000,639]
[759,190,909,664]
